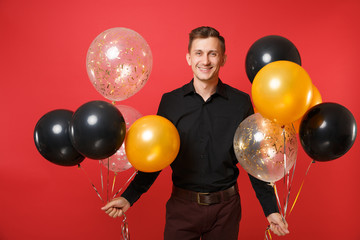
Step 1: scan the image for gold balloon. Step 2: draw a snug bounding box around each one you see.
[125,115,180,172]
[233,113,298,183]
[252,61,313,124]
[292,84,322,133]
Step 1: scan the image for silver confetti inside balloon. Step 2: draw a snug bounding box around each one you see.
[233,113,298,182]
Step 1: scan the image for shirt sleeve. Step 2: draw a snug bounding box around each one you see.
[248,174,279,217]
[121,171,161,206]
[245,95,278,217]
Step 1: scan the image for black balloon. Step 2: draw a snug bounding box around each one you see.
[299,102,357,161]
[34,109,85,166]
[70,101,126,160]
[245,35,301,83]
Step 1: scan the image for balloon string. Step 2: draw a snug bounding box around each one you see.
[78,164,104,203]
[121,213,130,240]
[282,127,288,216]
[99,161,104,194]
[288,160,314,216]
[283,127,298,218]
[113,170,138,199]
[264,226,272,240]
[112,172,117,195]
[107,157,110,202]
[284,153,297,218]
[273,184,284,219]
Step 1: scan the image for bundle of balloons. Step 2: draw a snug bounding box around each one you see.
[233,35,357,184]
[34,27,180,183]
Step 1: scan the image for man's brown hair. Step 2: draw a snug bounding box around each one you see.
[188,26,225,53]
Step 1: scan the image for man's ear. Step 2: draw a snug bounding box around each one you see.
[186,53,191,66]
[221,54,227,66]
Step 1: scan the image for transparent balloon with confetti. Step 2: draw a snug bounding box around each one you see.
[86,27,153,101]
[233,113,298,183]
[101,143,132,173]
[101,105,142,173]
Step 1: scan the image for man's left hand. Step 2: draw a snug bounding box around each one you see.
[267,213,290,236]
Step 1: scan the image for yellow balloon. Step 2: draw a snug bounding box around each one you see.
[292,84,322,133]
[125,115,180,172]
[252,61,313,124]
[309,84,322,107]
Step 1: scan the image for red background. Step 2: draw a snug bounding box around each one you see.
[1,0,359,239]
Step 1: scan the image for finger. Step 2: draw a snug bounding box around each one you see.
[117,209,123,218]
[108,208,118,217]
[279,225,289,234]
[278,219,290,234]
[105,207,114,215]
[270,224,284,236]
[113,210,120,218]
[102,199,121,211]
[283,219,289,228]
[101,202,114,211]
[270,224,279,236]
[113,209,123,218]
[275,225,288,236]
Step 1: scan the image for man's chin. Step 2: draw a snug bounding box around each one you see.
[195,76,218,82]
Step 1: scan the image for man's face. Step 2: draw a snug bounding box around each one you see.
[186,37,226,83]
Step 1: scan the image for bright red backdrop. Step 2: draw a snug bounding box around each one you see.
[1,0,359,239]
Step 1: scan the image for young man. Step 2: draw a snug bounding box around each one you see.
[102,26,289,239]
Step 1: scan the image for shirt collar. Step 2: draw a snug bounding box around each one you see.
[183,79,228,99]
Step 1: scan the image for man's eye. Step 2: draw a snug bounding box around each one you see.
[195,52,201,56]
[210,52,217,56]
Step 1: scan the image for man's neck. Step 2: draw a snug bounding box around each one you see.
[193,77,218,101]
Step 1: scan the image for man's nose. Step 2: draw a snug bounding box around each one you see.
[201,55,210,65]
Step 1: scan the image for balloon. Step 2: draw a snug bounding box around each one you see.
[233,113,298,183]
[125,115,180,172]
[292,84,322,133]
[86,27,153,101]
[34,109,84,166]
[116,105,143,129]
[70,101,126,160]
[101,105,142,172]
[252,60,313,124]
[101,142,132,173]
[245,35,301,83]
[299,102,357,161]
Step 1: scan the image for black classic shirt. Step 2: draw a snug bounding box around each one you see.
[122,79,278,216]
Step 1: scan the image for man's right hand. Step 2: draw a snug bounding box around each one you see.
[101,197,130,218]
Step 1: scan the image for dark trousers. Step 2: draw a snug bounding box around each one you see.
[164,192,241,240]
